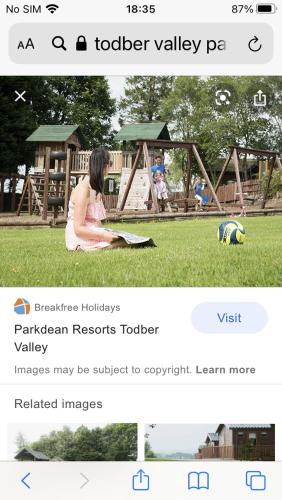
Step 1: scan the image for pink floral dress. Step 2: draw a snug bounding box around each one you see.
[65,190,111,251]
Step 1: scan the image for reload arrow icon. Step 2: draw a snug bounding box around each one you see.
[248,35,263,52]
[80,473,90,489]
[21,472,31,489]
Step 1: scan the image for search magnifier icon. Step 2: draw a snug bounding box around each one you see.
[52,36,67,51]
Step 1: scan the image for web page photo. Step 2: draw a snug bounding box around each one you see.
[0,75,281,287]
[0,0,282,498]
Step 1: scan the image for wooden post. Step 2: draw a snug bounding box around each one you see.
[275,155,282,172]
[16,177,29,216]
[119,144,142,211]
[143,141,159,213]
[214,149,233,194]
[64,148,71,217]
[0,176,5,212]
[184,148,192,212]
[261,156,275,209]
[42,147,51,220]
[11,176,17,212]
[28,177,33,215]
[232,148,244,208]
[192,144,222,211]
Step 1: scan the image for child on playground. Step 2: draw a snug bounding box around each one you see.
[193,176,204,211]
[155,171,172,212]
[65,148,125,251]
[151,155,166,179]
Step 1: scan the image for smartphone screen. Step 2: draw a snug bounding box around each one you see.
[0,0,281,497]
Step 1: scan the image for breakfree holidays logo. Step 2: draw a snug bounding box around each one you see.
[14,298,30,315]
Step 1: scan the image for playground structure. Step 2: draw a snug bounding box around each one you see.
[118,139,223,213]
[17,125,124,219]
[17,149,71,220]
[17,122,172,219]
[17,125,82,219]
[15,123,282,220]
[212,145,282,210]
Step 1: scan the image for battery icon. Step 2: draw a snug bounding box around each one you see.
[256,3,277,13]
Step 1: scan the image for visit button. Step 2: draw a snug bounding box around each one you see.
[191,302,267,333]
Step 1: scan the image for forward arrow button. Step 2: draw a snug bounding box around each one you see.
[80,473,90,489]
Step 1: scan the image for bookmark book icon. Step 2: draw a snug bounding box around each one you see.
[188,471,210,490]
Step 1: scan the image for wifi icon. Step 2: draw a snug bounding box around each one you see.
[46,3,59,13]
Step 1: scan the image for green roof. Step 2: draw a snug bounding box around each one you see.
[26,125,81,142]
[15,448,50,461]
[116,122,170,142]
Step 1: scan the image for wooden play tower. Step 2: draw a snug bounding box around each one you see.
[17,125,83,220]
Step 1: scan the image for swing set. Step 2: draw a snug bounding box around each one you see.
[119,140,282,214]
[118,139,223,213]
[211,145,282,211]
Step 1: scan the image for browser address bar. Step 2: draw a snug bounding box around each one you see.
[9,23,273,64]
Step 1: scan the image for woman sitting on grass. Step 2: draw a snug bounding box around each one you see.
[65,148,124,251]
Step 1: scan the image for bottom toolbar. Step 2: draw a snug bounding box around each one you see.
[1,461,280,499]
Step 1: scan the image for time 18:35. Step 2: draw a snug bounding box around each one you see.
[126,4,156,14]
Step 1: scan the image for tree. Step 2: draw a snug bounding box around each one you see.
[0,76,116,174]
[161,76,281,183]
[145,440,156,459]
[37,77,116,149]
[26,424,137,461]
[15,432,27,452]
[160,76,208,182]
[260,76,282,152]
[103,423,138,461]
[119,76,174,123]
[0,77,43,174]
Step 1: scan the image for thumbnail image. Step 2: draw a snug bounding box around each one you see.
[145,424,275,461]
[0,76,282,287]
[8,423,137,461]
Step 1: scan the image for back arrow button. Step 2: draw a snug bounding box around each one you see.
[21,472,31,489]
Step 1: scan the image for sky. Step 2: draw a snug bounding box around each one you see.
[145,424,218,454]
[107,76,126,129]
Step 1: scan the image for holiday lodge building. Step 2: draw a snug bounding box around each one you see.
[196,424,275,461]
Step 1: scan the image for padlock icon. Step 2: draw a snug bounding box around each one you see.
[76,35,87,51]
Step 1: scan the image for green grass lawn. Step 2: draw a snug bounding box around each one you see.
[1,216,282,287]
